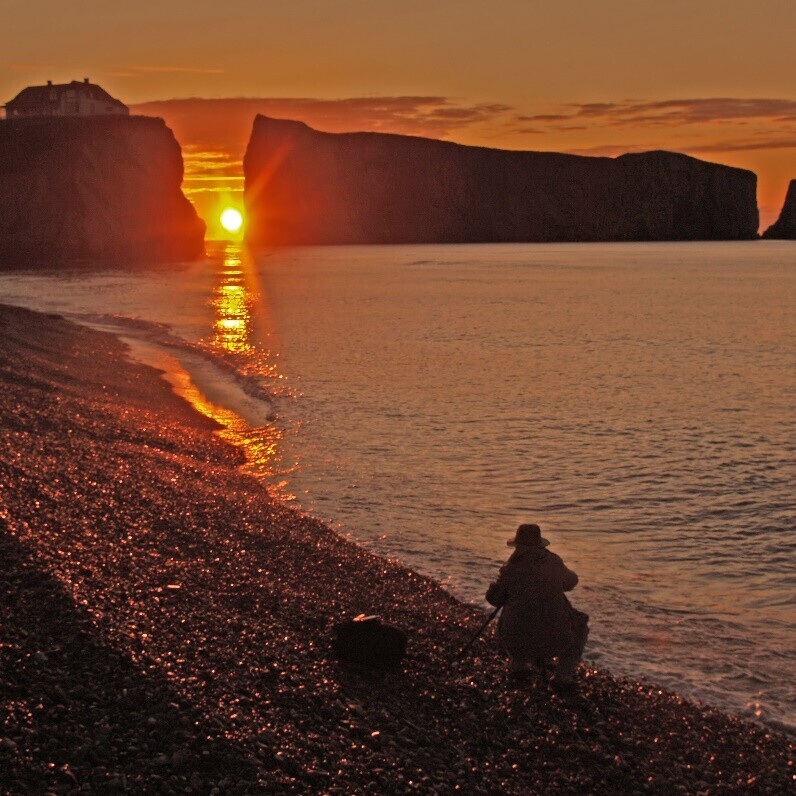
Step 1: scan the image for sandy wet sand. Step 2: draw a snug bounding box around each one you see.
[0,303,792,793]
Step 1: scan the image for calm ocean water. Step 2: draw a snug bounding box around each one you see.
[1,241,794,735]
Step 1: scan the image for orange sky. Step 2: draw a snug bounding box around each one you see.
[4,1,795,233]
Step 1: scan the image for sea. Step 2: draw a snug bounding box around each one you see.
[1,241,793,736]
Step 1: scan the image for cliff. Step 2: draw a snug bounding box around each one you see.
[243,116,759,246]
[0,116,205,264]
[762,180,796,239]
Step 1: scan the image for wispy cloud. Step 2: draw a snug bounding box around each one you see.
[130,94,796,160]
[182,147,243,180]
[564,134,796,158]
[523,98,796,129]
[131,96,518,151]
[518,97,796,165]
[687,135,796,154]
[563,143,657,158]
[127,65,225,75]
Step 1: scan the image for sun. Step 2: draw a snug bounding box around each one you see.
[220,207,243,234]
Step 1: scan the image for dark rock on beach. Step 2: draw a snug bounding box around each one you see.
[0,303,792,793]
[762,179,796,239]
[243,115,759,246]
[0,116,205,266]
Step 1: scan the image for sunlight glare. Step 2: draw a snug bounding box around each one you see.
[220,207,244,233]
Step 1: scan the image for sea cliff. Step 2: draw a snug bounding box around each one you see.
[763,179,796,239]
[0,116,205,264]
[243,116,759,246]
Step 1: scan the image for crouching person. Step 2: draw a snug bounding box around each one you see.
[486,523,589,693]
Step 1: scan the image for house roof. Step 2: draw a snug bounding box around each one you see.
[5,80,127,111]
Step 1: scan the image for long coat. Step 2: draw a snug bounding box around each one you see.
[485,546,580,660]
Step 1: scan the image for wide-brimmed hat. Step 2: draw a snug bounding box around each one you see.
[507,523,550,548]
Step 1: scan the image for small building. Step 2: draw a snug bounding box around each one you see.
[3,79,129,119]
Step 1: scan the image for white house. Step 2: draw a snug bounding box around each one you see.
[3,79,129,119]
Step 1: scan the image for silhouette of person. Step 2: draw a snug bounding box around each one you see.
[486,523,588,691]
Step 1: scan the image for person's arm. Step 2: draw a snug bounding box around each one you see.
[485,568,509,607]
[562,565,579,592]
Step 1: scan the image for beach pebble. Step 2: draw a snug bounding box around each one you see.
[0,303,792,795]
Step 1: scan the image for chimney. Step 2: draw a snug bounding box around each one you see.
[83,77,89,84]
[47,80,53,86]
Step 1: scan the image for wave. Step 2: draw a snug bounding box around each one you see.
[65,311,281,428]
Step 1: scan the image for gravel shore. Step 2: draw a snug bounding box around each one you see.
[0,303,792,794]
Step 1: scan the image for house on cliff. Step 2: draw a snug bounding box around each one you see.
[3,79,128,119]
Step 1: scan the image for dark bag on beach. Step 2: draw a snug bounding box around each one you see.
[332,614,407,671]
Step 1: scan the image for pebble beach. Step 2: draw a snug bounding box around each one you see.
[0,302,793,794]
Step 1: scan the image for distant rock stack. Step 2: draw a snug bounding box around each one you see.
[243,115,759,247]
[762,180,796,239]
[0,116,205,264]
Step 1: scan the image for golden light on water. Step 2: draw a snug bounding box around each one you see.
[202,244,294,499]
[212,253,251,354]
[165,355,294,501]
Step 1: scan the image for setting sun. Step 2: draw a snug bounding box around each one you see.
[220,207,243,233]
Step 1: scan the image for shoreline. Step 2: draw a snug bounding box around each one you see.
[0,302,792,793]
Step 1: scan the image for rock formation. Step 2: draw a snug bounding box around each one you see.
[243,116,759,246]
[0,116,205,264]
[762,180,796,239]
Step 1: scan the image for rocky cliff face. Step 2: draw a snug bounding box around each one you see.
[0,116,205,264]
[244,116,759,246]
[762,180,796,239]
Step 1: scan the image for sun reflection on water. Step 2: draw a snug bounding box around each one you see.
[189,243,295,500]
[212,252,253,354]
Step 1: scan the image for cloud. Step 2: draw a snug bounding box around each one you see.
[131,95,796,160]
[182,148,243,181]
[519,97,796,165]
[564,135,796,159]
[563,143,656,158]
[122,65,225,75]
[177,148,244,199]
[517,114,569,122]
[687,135,796,154]
[523,97,796,129]
[132,96,524,213]
[130,96,519,153]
